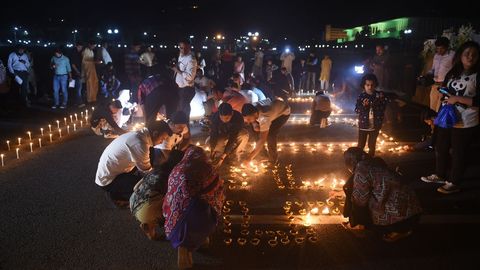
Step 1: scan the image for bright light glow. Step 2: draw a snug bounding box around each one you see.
[254,32,259,36]
[107,29,112,34]
[404,29,412,34]
[14,27,19,31]
[248,32,252,36]
[216,46,221,50]
[354,65,365,74]
[216,34,222,39]
[252,36,258,41]
[143,32,147,36]
[114,29,119,34]
[189,35,194,38]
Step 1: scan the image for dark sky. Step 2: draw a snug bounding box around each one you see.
[2,0,478,40]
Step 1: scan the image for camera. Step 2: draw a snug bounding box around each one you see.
[168,58,177,68]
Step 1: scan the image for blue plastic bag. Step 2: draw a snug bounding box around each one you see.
[434,104,458,128]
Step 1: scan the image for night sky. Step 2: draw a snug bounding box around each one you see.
[2,0,477,40]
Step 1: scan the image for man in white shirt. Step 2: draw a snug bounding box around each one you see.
[7,44,31,107]
[241,100,291,164]
[429,37,454,112]
[153,111,191,165]
[95,120,172,207]
[171,39,197,122]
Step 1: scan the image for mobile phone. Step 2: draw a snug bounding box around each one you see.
[438,87,450,96]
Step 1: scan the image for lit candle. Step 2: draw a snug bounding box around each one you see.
[310,207,319,215]
[70,115,73,123]
[64,117,67,126]
[29,142,33,152]
[241,181,248,187]
[16,148,19,159]
[67,125,70,134]
[49,133,53,142]
[27,131,32,140]
[322,207,330,215]
[38,138,42,148]
[0,154,4,166]
[74,113,78,121]
[6,140,10,151]
[58,129,62,138]
[40,128,44,136]
[18,137,21,146]
[73,123,76,131]
[56,120,60,129]
[80,121,83,127]
[48,124,52,132]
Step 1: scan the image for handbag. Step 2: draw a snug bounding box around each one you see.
[434,104,458,128]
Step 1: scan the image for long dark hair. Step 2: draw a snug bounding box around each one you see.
[445,41,480,81]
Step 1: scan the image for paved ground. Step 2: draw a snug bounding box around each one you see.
[1,100,480,269]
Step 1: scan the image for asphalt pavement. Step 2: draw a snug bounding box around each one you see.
[1,101,480,269]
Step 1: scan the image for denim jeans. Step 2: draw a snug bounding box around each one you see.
[74,77,84,105]
[53,74,68,106]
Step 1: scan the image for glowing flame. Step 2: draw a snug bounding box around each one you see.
[322,207,330,215]
[304,213,312,226]
[310,207,319,215]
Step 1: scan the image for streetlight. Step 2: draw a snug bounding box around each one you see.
[114,29,119,34]
[72,29,78,43]
[143,32,148,36]
[13,26,19,43]
[107,29,113,34]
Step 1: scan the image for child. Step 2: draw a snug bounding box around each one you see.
[100,63,121,99]
[355,74,388,156]
[310,90,332,127]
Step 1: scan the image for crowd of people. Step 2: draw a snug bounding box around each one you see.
[1,34,478,268]
[90,36,477,268]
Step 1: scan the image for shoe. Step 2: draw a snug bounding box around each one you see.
[420,174,445,184]
[51,105,58,109]
[437,181,460,194]
[383,230,412,242]
[59,105,66,109]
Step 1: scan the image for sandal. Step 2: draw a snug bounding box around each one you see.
[341,221,365,230]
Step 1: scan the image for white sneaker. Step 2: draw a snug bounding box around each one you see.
[437,181,460,194]
[420,174,445,184]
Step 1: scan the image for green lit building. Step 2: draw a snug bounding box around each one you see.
[335,17,477,43]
